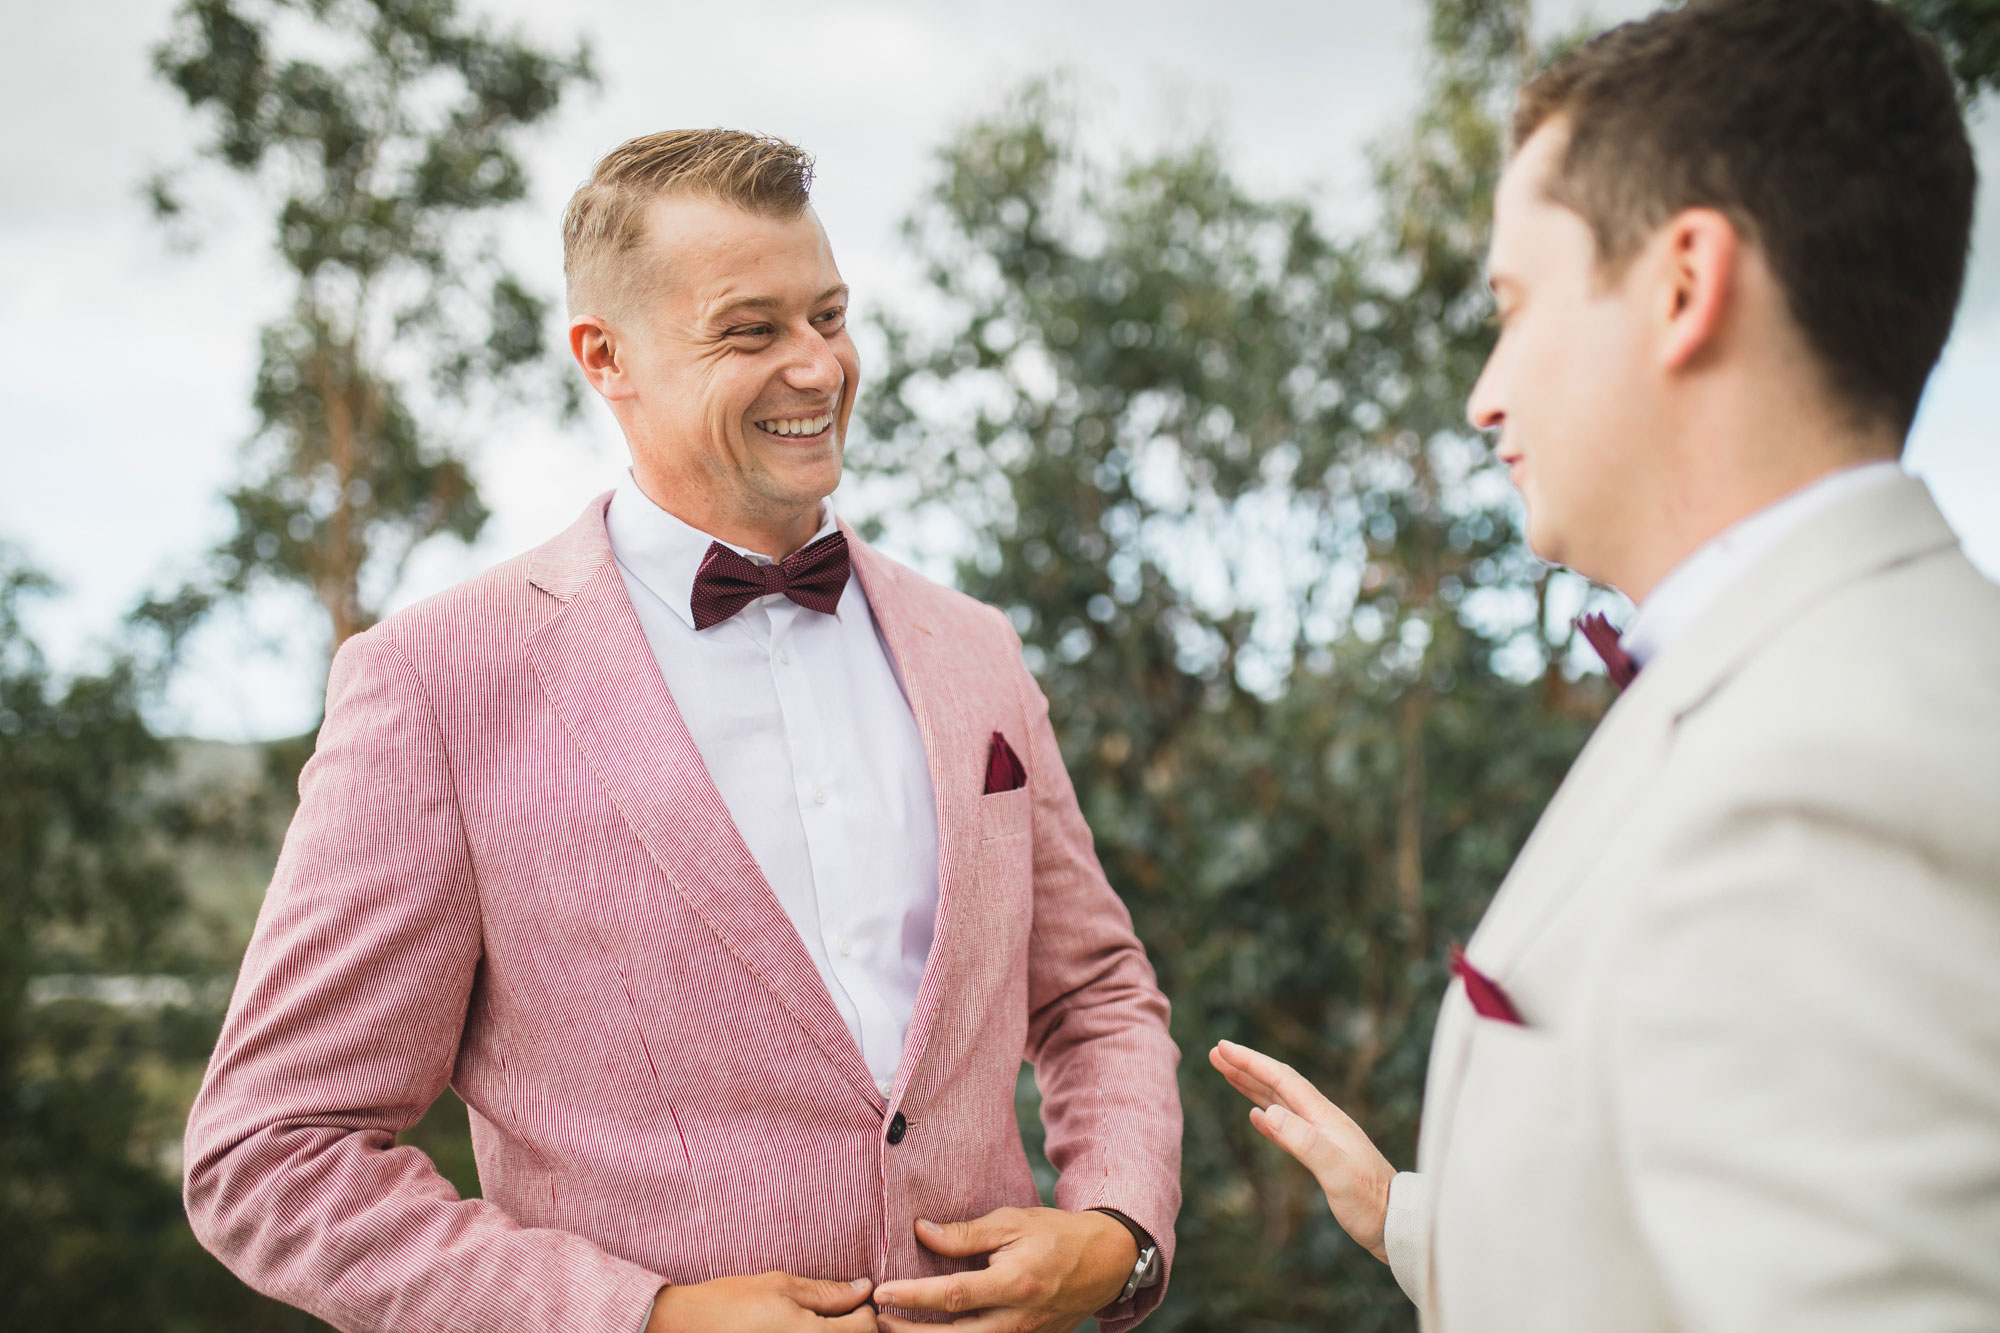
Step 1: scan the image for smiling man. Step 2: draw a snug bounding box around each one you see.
[184,130,1181,1333]
[1214,1,2000,1330]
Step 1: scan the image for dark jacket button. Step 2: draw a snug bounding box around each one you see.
[886,1112,908,1145]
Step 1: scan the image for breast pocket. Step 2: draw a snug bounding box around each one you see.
[965,787,1034,981]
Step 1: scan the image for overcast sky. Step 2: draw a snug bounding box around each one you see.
[4,0,1995,740]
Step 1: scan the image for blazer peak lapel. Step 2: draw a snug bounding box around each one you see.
[527,529,881,1110]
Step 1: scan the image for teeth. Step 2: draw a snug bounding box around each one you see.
[757,413,834,437]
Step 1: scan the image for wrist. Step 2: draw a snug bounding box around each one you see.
[1086,1207,1159,1307]
[644,1286,680,1333]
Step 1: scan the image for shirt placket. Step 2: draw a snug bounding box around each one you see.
[763,599,876,1067]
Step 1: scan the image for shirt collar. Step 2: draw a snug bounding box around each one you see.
[604,472,838,631]
[1622,459,1904,670]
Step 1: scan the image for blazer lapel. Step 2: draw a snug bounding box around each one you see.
[842,527,980,1097]
[525,497,881,1110]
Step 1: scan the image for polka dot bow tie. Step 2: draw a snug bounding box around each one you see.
[690,531,851,631]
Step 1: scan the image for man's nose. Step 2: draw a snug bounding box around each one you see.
[784,325,845,393]
[1466,360,1503,433]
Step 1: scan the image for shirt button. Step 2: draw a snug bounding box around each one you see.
[813,787,828,805]
[886,1112,908,1145]
[778,647,791,665]
[837,937,852,957]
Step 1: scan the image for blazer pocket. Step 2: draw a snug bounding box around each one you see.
[978,784,1032,841]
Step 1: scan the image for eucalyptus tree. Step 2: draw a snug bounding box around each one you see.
[151,0,593,649]
[858,1,1608,1324]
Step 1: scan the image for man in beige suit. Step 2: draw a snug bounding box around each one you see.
[1213,0,2000,1328]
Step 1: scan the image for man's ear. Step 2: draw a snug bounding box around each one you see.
[569,315,634,401]
[1656,207,1739,373]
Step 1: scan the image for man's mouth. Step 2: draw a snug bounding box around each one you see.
[754,412,835,439]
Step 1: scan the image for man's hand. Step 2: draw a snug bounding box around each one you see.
[1210,1039,1397,1262]
[873,1207,1137,1332]
[646,1273,878,1333]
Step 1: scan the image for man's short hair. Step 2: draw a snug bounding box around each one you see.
[1514,0,1976,435]
[562,129,816,318]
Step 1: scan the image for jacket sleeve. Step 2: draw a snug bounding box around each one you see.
[1607,808,2000,1332]
[1007,633,1184,1331]
[1383,1170,1433,1312]
[182,628,664,1333]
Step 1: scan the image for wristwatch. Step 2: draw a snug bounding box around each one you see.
[1089,1208,1162,1305]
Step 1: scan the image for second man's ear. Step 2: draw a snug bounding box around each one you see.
[1656,207,1740,374]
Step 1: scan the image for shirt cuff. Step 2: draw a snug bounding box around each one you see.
[1384,1170,1432,1311]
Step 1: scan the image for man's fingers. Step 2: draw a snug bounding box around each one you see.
[872,1265,1009,1316]
[878,1310,1011,1333]
[1210,1050,1281,1108]
[1216,1040,1342,1125]
[1250,1102,1339,1181]
[821,1306,881,1332]
[912,1210,1013,1259]
[785,1275,875,1315]
[1217,1040,1329,1111]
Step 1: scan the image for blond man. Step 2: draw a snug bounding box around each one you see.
[186,131,1181,1333]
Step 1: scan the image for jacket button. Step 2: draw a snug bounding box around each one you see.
[886,1112,908,1145]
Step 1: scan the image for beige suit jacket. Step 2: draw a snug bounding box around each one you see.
[1384,475,2000,1331]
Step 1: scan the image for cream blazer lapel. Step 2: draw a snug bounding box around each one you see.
[524,496,883,1110]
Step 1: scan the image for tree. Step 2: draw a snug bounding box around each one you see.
[0,551,331,1330]
[1892,0,2000,99]
[858,2,1610,1325]
[151,0,593,650]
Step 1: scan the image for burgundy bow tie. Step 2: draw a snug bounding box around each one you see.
[690,530,851,631]
[1576,612,1638,690]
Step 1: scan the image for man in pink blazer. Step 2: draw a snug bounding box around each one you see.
[183,130,1182,1333]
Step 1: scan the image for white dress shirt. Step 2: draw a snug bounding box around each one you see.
[1622,460,1905,669]
[605,474,939,1097]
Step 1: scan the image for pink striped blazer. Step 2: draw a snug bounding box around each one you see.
[183,496,1183,1333]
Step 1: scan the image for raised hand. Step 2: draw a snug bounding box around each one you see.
[646,1272,879,1333]
[1209,1039,1397,1262]
[873,1206,1136,1332]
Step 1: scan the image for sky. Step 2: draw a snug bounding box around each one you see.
[3,0,1995,740]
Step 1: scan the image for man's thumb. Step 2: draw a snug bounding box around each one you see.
[788,1276,873,1315]
[1261,1104,1330,1170]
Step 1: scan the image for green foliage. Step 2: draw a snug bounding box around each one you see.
[0,554,330,1330]
[1891,0,2000,100]
[858,5,1612,1325]
[150,0,594,648]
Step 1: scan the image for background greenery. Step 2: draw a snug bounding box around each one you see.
[2,0,1992,1329]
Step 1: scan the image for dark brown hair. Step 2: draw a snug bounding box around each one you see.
[563,129,816,315]
[1514,0,1976,434]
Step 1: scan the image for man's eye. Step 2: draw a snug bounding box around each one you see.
[730,324,775,338]
[814,308,847,330]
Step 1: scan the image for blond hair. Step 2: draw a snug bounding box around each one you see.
[561,129,816,317]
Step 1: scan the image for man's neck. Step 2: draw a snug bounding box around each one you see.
[627,466,824,559]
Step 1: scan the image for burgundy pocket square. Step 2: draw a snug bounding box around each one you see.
[1449,944,1525,1026]
[984,732,1028,795]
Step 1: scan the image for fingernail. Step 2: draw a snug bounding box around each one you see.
[1266,1105,1289,1130]
[1219,1039,1239,1051]
[851,1277,871,1289]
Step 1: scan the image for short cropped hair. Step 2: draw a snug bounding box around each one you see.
[562,129,816,317]
[1514,0,1976,434]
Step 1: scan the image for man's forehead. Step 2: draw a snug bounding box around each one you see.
[1488,124,1576,271]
